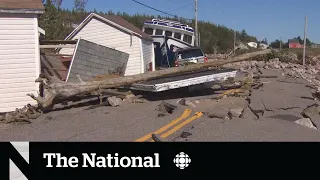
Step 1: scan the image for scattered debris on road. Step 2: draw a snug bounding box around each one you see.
[156,101,177,116]
[107,96,122,107]
[295,118,317,130]
[151,134,166,142]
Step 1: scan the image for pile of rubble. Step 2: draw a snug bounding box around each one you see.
[223,58,320,91]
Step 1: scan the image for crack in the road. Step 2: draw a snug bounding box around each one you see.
[301,96,315,100]
[277,80,304,84]
[276,107,300,110]
[248,105,263,119]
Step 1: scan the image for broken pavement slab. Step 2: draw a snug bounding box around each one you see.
[301,104,320,128]
[177,98,197,108]
[240,106,259,120]
[228,108,243,118]
[156,101,177,116]
[198,97,248,120]
[295,118,317,130]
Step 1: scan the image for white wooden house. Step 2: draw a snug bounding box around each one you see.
[59,13,155,76]
[0,0,44,113]
[247,42,258,48]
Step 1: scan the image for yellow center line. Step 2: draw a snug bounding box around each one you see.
[149,112,203,142]
[134,109,192,142]
[137,88,241,142]
[160,112,203,139]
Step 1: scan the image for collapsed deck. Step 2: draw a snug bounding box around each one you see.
[130,69,237,92]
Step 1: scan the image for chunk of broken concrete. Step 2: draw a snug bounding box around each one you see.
[156,101,177,114]
[194,100,200,104]
[177,98,196,107]
[185,100,196,108]
[301,104,320,118]
[228,108,244,118]
[295,118,317,130]
[301,104,320,128]
[107,96,122,107]
[177,98,187,105]
[204,112,230,120]
[240,106,259,120]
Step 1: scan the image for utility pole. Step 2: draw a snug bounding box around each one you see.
[303,16,308,66]
[233,30,236,55]
[280,36,282,51]
[194,0,198,47]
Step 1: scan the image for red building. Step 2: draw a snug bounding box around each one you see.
[288,39,303,48]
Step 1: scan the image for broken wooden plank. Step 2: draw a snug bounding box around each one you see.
[40,44,76,49]
[40,40,78,44]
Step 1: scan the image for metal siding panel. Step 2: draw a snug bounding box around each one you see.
[0,15,38,112]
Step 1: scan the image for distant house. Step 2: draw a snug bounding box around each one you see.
[59,13,155,76]
[247,42,258,48]
[311,43,320,48]
[0,0,44,113]
[288,39,303,48]
[259,43,269,49]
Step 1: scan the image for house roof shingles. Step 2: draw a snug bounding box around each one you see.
[0,0,44,11]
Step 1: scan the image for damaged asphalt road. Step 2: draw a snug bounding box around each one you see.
[1,69,320,141]
[169,69,320,142]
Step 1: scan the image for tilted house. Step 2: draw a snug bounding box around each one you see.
[59,13,155,76]
[0,0,44,113]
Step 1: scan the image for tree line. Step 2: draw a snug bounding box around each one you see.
[39,0,258,54]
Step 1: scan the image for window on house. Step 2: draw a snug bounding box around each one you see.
[144,28,154,35]
[165,31,172,37]
[174,32,182,40]
[183,34,192,44]
[155,29,163,35]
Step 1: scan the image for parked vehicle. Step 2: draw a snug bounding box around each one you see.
[173,47,208,67]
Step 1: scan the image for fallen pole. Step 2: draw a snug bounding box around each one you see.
[28,49,272,111]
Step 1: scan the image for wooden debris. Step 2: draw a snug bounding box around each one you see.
[0,50,271,124]
[151,134,167,142]
[26,49,271,112]
[0,104,42,124]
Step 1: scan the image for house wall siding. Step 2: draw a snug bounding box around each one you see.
[289,43,302,48]
[141,39,154,72]
[0,13,39,112]
[60,17,143,75]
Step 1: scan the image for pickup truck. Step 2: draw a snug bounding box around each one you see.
[174,47,208,67]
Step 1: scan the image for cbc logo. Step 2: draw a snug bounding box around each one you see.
[173,152,191,169]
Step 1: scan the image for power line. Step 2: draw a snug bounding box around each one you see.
[131,0,193,21]
[167,3,193,13]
